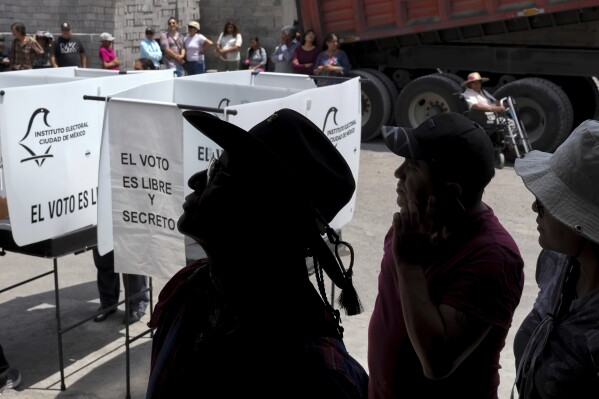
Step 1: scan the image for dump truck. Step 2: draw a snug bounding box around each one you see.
[297,0,599,151]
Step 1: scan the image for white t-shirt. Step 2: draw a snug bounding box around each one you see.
[217,33,242,61]
[463,87,497,109]
[184,33,208,62]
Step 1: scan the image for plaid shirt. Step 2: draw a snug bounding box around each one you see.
[10,36,43,70]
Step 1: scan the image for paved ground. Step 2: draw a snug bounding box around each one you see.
[0,138,539,398]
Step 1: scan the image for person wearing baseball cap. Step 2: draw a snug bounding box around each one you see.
[140,27,162,69]
[50,22,86,68]
[98,32,119,70]
[512,120,599,398]
[368,112,524,398]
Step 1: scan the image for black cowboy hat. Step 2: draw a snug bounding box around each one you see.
[182,108,362,315]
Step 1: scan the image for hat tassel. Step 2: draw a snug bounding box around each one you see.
[326,228,363,316]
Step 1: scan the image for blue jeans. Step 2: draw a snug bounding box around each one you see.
[185,61,204,75]
[167,63,184,77]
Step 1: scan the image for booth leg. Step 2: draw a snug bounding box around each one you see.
[53,258,66,391]
[125,277,131,399]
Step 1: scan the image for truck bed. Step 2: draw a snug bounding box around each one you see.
[299,0,599,45]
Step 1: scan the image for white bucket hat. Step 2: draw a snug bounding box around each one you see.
[515,119,599,244]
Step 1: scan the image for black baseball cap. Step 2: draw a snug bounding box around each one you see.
[145,27,155,34]
[61,22,71,31]
[382,112,495,190]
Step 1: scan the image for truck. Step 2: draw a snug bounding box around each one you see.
[297,0,599,152]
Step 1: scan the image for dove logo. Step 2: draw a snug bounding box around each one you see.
[19,108,54,167]
[322,106,339,132]
[322,106,357,144]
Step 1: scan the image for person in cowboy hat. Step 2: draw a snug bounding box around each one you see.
[146,109,367,398]
[369,113,524,399]
[512,120,599,399]
[461,72,507,113]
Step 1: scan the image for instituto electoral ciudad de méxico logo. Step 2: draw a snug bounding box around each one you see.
[20,107,53,167]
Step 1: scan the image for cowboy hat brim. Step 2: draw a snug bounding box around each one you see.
[461,77,490,86]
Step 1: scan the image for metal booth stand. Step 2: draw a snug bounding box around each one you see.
[0,223,153,399]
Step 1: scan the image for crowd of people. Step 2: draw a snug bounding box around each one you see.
[0,18,351,82]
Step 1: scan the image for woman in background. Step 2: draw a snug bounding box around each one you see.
[216,21,242,72]
[184,20,212,75]
[98,32,119,70]
[243,36,267,72]
[313,33,350,86]
[291,29,318,75]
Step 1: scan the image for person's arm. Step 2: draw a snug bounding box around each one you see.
[270,45,281,64]
[337,50,351,74]
[470,103,506,113]
[392,197,492,379]
[201,37,213,53]
[80,51,87,68]
[49,42,58,67]
[258,47,267,67]
[0,196,8,219]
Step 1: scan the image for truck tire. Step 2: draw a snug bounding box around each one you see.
[362,68,399,124]
[494,78,573,152]
[395,74,467,128]
[437,72,464,87]
[348,69,392,142]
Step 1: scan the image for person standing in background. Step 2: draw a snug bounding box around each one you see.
[140,27,162,70]
[160,17,185,77]
[92,248,150,325]
[0,37,11,72]
[184,21,212,75]
[313,33,351,86]
[32,31,53,68]
[216,21,242,72]
[291,29,318,75]
[50,22,86,68]
[270,25,298,73]
[9,22,43,70]
[242,36,267,72]
[98,32,119,70]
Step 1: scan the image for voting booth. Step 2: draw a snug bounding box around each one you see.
[0,67,174,394]
[97,70,362,281]
[1,69,361,397]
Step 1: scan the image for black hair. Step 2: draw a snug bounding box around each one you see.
[301,29,317,47]
[136,58,156,70]
[11,23,26,36]
[322,33,338,51]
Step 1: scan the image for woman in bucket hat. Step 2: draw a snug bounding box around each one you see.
[512,120,599,398]
[146,109,367,398]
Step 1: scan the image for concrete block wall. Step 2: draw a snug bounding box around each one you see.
[0,0,296,72]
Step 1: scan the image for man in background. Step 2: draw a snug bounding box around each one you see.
[50,22,86,68]
[270,25,298,73]
[9,22,43,70]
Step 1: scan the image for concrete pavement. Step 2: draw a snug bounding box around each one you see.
[0,138,540,398]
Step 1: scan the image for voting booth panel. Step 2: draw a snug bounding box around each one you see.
[0,69,174,247]
[98,73,361,280]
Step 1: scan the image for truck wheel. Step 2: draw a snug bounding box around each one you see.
[362,68,399,124]
[437,72,464,87]
[494,78,573,152]
[348,69,392,142]
[395,74,467,128]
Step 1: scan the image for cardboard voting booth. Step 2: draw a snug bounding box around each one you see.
[0,67,174,393]
[0,67,174,249]
[99,70,362,281]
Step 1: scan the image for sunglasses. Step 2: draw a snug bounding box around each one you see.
[535,198,545,218]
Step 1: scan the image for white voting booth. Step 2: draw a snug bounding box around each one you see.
[98,70,362,281]
[0,69,360,396]
[0,67,174,394]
